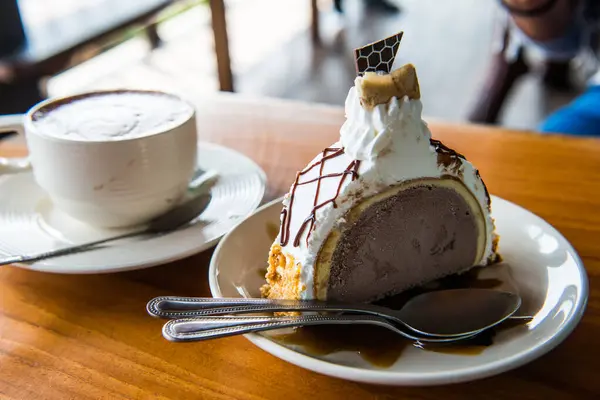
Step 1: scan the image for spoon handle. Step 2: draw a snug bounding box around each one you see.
[161,314,472,343]
[0,230,144,266]
[147,296,373,319]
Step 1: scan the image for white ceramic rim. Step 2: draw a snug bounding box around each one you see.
[208,195,589,386]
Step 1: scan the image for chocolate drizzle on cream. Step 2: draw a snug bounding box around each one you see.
[430,138,491,208]
[280,147,360,247]
[430,139,465,173]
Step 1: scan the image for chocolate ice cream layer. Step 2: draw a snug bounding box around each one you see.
[327,184,480,302]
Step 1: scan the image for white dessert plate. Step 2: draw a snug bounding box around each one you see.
[209,195,588,386]
[0,142,266,274]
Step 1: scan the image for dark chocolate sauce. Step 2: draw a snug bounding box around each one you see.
[270,267,529,367]
[430,138,465,176]
[279,147,360,247]
[430,138,492,208]
[429,139,466,161]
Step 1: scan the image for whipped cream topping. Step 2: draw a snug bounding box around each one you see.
[277,83,495,299]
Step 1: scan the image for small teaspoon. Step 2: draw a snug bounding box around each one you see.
[0,171,217,266]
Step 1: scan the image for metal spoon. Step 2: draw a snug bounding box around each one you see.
[0,171,217,266]
[160,314,481,343]
[147,289,523,338]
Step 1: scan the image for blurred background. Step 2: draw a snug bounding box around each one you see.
[0,0,596,133]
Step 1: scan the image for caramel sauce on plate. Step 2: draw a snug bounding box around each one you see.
[267,268,529,368]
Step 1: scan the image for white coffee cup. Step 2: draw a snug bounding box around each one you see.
[0,89,198,229]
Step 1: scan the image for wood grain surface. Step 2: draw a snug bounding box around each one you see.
[0,93,599,399]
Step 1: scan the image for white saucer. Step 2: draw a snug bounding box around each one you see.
[0,142,266,274]
[209,196,588,386]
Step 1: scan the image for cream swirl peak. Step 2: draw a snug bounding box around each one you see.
[262,34,499,302]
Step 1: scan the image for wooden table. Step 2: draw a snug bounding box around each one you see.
[0,93,599,399]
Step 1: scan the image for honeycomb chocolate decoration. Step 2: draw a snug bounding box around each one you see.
[354,31,404,76]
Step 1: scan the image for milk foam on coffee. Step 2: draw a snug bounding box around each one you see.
[31,91,194,141]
